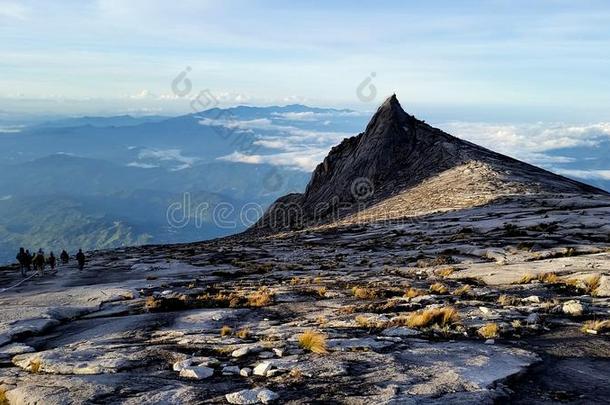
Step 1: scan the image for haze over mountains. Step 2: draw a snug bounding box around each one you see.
[1,100,609,264]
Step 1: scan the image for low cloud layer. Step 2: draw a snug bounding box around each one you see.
[134,148,198,171]
[201,115,351,171]
[442,121,610,157]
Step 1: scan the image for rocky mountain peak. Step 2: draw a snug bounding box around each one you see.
[255,95,607,231]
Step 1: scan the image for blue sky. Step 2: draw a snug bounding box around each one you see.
[2,0,610,121]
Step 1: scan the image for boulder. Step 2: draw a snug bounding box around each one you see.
[222,365,240,375]
[526,313,542,325]
[523,296,540,304]
[257,389,280,404]
[225,389,259,405]
[173,359,192,372]
[562,300,586,316]
[231,347,251,358]
[253,361,273,376]
[381,327,419,337]
[179,366,214,380]
[0,343,35,356]
[225,388,279,404]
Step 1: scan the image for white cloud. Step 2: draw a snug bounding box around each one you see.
[127,162,159,169]
[0,1,28,20]
[198,117,273,130]
[136,148,198,170]
[218,150,327,171]
[440,121,610,165]
[271,111,367,121]
[198,117,349,149]
[0,126,22,133]
[551,169,610,180]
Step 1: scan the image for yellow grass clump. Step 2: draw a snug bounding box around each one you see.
[452,285,472,297]
[404,287,426,298]
[236,328,250,339]
[517,273,536,284]
[538,272,559,284]
[584,274,601,296]
[298,330,328,354]
[355,315,387,329]
[248,287,274,307]
[220,325,232,337]
[581,319,610,334]
[429,283,449,295]
[289,368,304,380]
[402,306,460,329]
[436,267,455,278]
[477,322,500,339]
[497,294,521,307]
[351,286,378,300]
[25,357,42,373]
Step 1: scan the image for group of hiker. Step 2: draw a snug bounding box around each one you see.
[15,248,86,277]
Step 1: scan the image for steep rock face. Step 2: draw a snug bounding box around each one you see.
[255,95,606,230]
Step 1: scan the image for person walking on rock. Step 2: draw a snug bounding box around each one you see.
[34,249,45,276]
[60,250,69,265]
[25,250,33,272]
[76,249,86,271]
[48,252,57,272]
[16,247,28,277]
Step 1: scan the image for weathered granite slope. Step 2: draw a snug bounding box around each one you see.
[0,192,609,404]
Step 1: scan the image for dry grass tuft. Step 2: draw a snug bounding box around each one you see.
[355,315,387,329]
[581,319,610,334]
[298,330,328,354]
[517,273,537,284]
[351,286,378,300]
[452,285,472,297]
[145,295,190,312]
[404,287,426,298]
[0,387,8,405]
[429,283,449,295]
[401,306,460,329]
[236,328,250,339]
[436,267,455,278]
[220,325,232,337]
[29,357,42,373]
[289,368,304,381]
[248,287,274,307]
[538,272,559,284]
[478,322,500,339]
[497,294,521,307]
[584,274,601,296]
